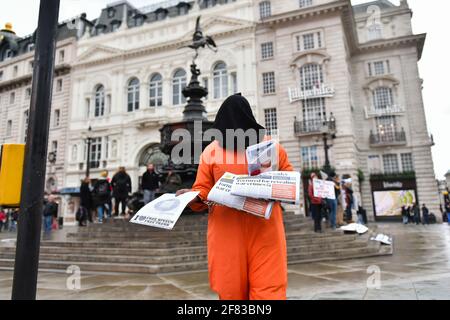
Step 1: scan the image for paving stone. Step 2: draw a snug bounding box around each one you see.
[287,263,355,275]
[159,271,210,288]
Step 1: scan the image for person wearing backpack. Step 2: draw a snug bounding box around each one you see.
[93,171,112,223]
[111,167,132,216]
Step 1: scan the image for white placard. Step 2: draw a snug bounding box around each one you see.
[313,179,336,200]
[130,191,199,230]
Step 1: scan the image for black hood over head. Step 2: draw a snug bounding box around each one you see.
[212,93,265,151]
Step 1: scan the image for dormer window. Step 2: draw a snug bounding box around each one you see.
[111,20,121,32]
[155,9,167,21]
[178,3,189,15]
[27,43,35,52]
[5,49,13,60]
[95,24,106,35]
[133,15,145,27]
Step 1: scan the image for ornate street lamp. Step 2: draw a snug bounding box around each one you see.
[321,113,336,174]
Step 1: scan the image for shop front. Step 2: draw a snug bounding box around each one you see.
[370,175,417,222]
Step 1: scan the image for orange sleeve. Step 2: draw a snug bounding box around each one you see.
[278,144,294,172]
[190,150,215,212]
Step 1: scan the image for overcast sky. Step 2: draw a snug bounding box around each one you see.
[1,0,449,179]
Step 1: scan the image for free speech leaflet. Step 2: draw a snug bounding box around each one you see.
[130,191,200,230]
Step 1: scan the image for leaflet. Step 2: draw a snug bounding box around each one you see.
[230,171,301,205]
[130,191,200,230]
[207,172,274,220]
[246,139,278,176]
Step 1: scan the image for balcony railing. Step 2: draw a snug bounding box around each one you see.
[364,105,405,118]
[370,129,406,146]
[288,84,335,103]
[294,118,336,136]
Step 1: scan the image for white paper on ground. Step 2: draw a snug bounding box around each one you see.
[207,172,274,220]
[370,233,393,245]
[340,223,369,234]
[230,171,301,205]
[130,191,200,230]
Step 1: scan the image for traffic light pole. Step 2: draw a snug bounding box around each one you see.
[11,0,60,300]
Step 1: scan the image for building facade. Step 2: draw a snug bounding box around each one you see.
[0,0,440,222]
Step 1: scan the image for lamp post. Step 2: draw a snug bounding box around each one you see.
[85,126,92,178]
[321,113,336,174]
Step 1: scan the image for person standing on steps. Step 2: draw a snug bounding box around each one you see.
[308,173,323,233]
[142,164,160,205]
[111,167,132,216]
[422,204,430,225]
[93,171,112,223]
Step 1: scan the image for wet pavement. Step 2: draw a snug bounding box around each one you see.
[0,222,449,300]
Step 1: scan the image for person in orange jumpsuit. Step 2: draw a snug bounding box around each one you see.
[177,94,294,300]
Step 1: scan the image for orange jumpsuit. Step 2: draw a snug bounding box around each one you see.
[190,140,294,300]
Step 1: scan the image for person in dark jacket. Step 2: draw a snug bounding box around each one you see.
[93,171,112,223]
[43,195,58,233]
[421,204,430,225]
[401,205,409,225]
[412,202,421,225]
[79,177,92,226]
[308,173,323,233]
[142,164,160,205]
[111,167,132,216]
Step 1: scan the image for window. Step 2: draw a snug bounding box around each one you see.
[10,92,15,104]
[179,4,189,15]
[29,61,34,73]
[23,110,29,143]
[296,32,323,51]
[213,62,228,99]
[0,71,3,81]
[71,145,78,162]
[373,87,393,109]
[401,153,414,172]
[383,154,399,174]
[262,72,276,94]
[6,120,12,136]
[172,69,187,105]
[56,79,63,92]
[376,115,397,140]
[112,22,120,32]
[127,78,140,112]
[89,137,102,168]
[107,8,116,18]
[368,155,381,174]
[51,141,58,158]
[302,98,326,131]
[5,49,13,60]
[299,64,323,91]
[261,42,274,60]
[259,1,271,19]
[231,73,238,94]
[53,109,60,127]
[369,60,391,76]
[27,43,35,52]
[25,88,31,99]
[94,85,105,117]
[301,146,319,169]
[149,73,163,107]
[59,50,65,63]
[368,24,382,41]
[156,10,167,21]
[264,108,278,136]
[299,0,313,8]
[13,66,18,77]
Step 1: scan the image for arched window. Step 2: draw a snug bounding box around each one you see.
[127,78,140,112]
[213,62,228,99]
[373,87,393,109]
[94,85,105,117]
[299,64,323,91]
[172,69,187,105]
[149,73,163,107]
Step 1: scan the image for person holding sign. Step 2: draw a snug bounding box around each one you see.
[308,173,323,233]
[176,94,293,300]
